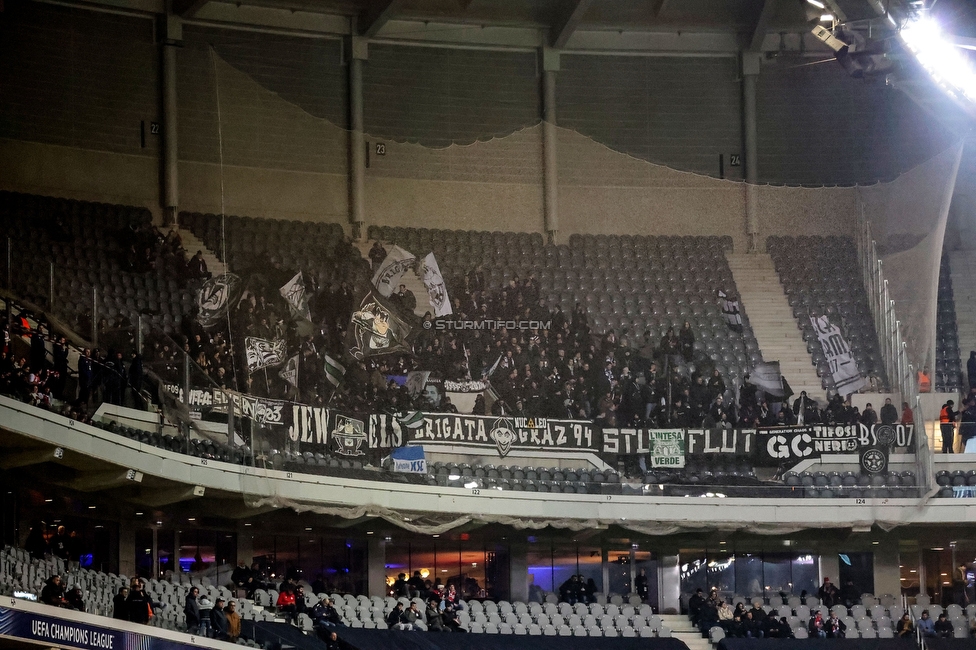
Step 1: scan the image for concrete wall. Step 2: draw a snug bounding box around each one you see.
[0,0,955,240]
[757,61,954,186]
[558,55,743,180]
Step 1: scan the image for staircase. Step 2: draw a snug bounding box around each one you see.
[726,252,824,402]
[166,226,226,276]
[353,240,431,317]
[950,251,976,375]
[661,614,711,650]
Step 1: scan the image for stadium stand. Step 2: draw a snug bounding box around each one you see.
[0,191,196,337]
[936,253,963,392]
[766,236,888,393]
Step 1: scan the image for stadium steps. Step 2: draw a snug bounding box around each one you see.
[949,251,976,377]
[167,225,227,276]
[726,252,824,402]
[353,240,432,317]
[660,614,710,650]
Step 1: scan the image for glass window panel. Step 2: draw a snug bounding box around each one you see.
[527,538,552,596]
[762,553,793,596]
[838,552,874,597]
[634,552,657,610]
[899,543,920,598]
[607,549,633,597]
[707,549,735,597]
[385,536,410,593]
[578,546,603,598]
[791,552,818,597]
[135,528,153,578]
[680,549,707,608]
[734,552,763,599]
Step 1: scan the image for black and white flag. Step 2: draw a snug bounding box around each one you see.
[279,271,311,321]
[196,273,242,329]
[372,245,416,298]
[419,253,452,317]
[245,337,287,372]
[811,315,866,396]
[747,361,784,398]
[718,290,743,333]
[279,355,299,388]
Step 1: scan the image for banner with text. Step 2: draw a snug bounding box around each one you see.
[756,423,914,467]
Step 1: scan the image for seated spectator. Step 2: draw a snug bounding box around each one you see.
[895,613,913,637]
[65,587,85,612]
[764,616,793,638]
[187,251,209,279]
[742,611,763,638]
[717,600,734,630]
[425,598,448,632]
[112,587,129,620]
[407,571,425,598]
[392,573,410,598]
[441,598,466,633]
[808,612,827,638]
[322,629,341,650]
[225,601,241,642]
[275,586,297,622]
[917,610,935,638]
[311,597,344,628]
[40,575,66,607]
[386,602,412,631]
[826,613,846,638]
[402,602,421,630]
[934,613,953,638]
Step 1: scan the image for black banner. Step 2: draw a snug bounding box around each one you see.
[686,428,755,457]
[406,414,595,458]
[756,424,914,466]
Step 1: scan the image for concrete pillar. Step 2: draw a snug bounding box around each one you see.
[659,555,680,614]
[820,551,840,588]
[509,543,529,603]
[874,538,901,598]
[162,11,182,227]
[237,531,253,566]
[348,37,368,241]
[741,52,761,253]
[367,537,386,598]
[119,519,136,578]
[541,47,560,245]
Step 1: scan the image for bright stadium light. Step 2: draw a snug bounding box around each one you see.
[900,12,976,106]
[807,0,825,8]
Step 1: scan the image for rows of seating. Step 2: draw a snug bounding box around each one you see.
[767,236,888,392]
[368,225,762,390]
[699,592,943,641]
[0,191,195,336]
[2,544,671,640]
[181,212,347,275]
[784,470,921,498]
[936,253,963,392]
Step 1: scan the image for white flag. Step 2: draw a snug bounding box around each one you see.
[811,315,867,397]
[279,271,311,321]
[419,252,453,317]
[372,245,417,297]
[279,355,299,388]
[245,337,287,372]
[747,361,784,398]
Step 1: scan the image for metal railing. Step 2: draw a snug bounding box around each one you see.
[855,203,936,498]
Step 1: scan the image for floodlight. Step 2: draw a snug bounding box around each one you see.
[806,0,826,8]
[900,13,976,105]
